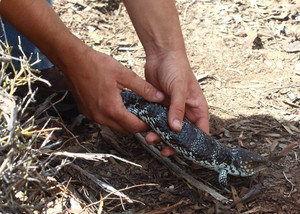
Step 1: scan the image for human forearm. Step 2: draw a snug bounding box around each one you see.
[0,0,165,134]
[124,0,209,135]
[123,0,186,57]
[0,0,85,71]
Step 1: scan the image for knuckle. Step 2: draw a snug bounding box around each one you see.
[92,115,105,125]
[128,121,146,133]
[90,104,113,124]
[128,126,140,134]
[129,119,148,133]
[105,106,116,118]
[173,105,185,115]
[187,97,201,108]
[143,84,154,96]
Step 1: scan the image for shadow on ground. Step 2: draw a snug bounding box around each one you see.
[65,111,299,213]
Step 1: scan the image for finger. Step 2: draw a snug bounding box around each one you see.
[96,91,149,133]
[195,114,210,135]
[161,146,177,157]
[185,90,210,135]
[122,70,164,102]
[113,103,150,133]
[78,101,135,134]
[145,132,162,145]
[168,82,187,132]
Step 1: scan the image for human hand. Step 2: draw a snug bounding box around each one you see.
[144,50,209,156]
[63,47,164,133]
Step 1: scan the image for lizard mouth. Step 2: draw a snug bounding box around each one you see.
[239,161,271,176]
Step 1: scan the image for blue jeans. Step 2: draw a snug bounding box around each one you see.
[0,0,53,70]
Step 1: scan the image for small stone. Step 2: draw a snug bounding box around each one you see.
[296,63,300,71]
[276,60,283,69]
[87,26,95,33]
[288,93,296,101]
[194,19,200,24]
[264,60,273,67]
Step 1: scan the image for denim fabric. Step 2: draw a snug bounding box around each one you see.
[0,0,53,70]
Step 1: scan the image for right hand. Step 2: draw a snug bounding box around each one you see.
[63,47,164,134]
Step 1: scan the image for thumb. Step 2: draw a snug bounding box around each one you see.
[168,80,187,132]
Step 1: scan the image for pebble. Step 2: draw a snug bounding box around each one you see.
[288,93,296,101]
[264,60,273,67]
[296,63,300,71]
[169,185,175,190]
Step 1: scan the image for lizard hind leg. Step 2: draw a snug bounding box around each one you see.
[219,170,230,192]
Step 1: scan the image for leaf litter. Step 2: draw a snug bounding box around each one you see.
[1,0,299,213]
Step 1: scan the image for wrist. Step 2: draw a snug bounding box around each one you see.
[143,35,186,58]
[146,48,188,65]
[54,37,90,73]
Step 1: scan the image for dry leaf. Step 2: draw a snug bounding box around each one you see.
[282,41,300,53]
[279,142,297,157]
[231,186,244,212]
[282,124,294,135]
[242,31,258,50]
[267,13,289,20]
[0,89,16,114]
[265,137,273,145]
[146,199,186,214]
[286,24,300,37]
[270,139,279,152]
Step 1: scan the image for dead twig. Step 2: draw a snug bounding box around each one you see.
[84,183,156,213]
[264,85,300,92]
[0,147,15,176]
[282,171,295,197]
[183,0,196,21]
[42,150,142,167]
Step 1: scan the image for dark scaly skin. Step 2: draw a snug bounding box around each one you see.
[121,91,270,187]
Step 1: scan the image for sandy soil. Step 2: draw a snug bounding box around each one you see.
[49,0,300,213]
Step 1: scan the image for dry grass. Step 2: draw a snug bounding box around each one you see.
[0,22,63,213]
[0,23,140,212]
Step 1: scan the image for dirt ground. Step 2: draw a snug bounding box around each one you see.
[47,0,300,213]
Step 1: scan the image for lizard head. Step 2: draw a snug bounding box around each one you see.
[230,148,271,177]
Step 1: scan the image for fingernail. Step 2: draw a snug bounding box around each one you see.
[173,119,182,130]
[156,91,164,100]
